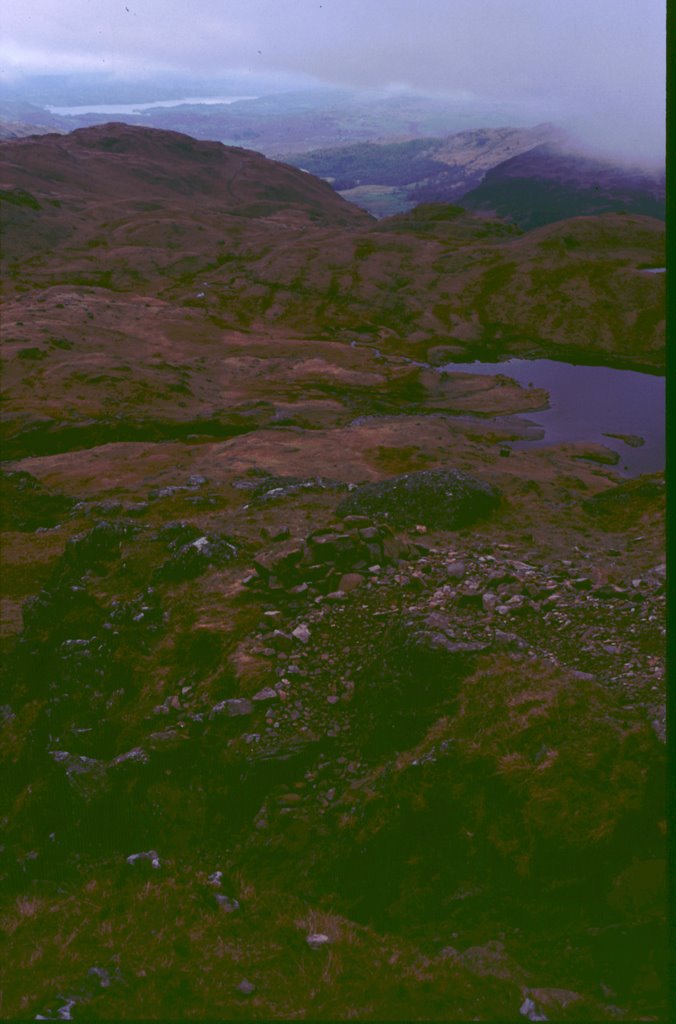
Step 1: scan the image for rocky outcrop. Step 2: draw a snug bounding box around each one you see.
[245,515,421,600]
[335,468,501,529]
[0,469,74,531]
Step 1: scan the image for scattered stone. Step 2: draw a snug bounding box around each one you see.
[35,997,77,1020]
[126,850,160,869]
[252,687,278,702]
[520,995,548,1021]
[50,751,109,802]
[109,747,150,772]
[268,630,294,652]
[292,623,311,644]
[209,698,254,719]
[87,966,111,988]
[216,894,240,912]
[306,933,331,949]
[524,988,585,1017]
[154,533,237,583]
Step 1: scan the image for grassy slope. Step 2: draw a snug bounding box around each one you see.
[0,125,667,1020]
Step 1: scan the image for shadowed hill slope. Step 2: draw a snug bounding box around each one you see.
[0,122,372,227]
[461,143,666,229]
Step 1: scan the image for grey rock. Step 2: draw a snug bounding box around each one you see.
[109,747,150,772]
[520,996,548,1021]
[210,698,254,719]
[252,687,278,702]
[292,623,311,643]
[570,670,595,682]
[87,966,111,988]
[126,850,160,869]
[237,978,255,995]
[216,894,240,912]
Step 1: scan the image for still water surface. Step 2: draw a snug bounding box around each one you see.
[440,358,665,476]
[46,96,257,116]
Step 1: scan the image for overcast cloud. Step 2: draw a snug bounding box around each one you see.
[0,0,665,161]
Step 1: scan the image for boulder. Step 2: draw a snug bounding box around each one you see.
[339,573,365,593]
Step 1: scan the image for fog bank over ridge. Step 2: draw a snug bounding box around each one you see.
[1,0,665,165]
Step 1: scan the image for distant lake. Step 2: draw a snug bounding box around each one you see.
[46,96,258,116]
[440,357,665,476]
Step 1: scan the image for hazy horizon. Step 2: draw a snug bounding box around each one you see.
[0,0,666,164]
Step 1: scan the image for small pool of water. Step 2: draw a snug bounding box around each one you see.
[440,358,665,476]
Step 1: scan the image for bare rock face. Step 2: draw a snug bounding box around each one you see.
[336,468,500,530]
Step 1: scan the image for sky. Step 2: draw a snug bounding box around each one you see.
[0,0,666,161]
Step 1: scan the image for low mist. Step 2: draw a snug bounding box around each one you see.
[1,0,665,166]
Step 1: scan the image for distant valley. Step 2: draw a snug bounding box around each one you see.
[1,79,664,231]
[284,130,666,225]
[0,84,544,153]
